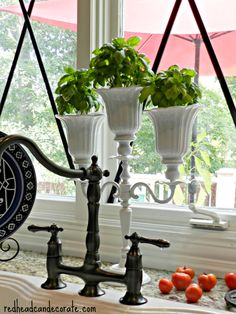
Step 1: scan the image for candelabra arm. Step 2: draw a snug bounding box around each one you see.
[101,181,121,198]
[0,134,85,179]
[130,181,182,204]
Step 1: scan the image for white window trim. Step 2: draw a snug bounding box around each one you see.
[76,0,123,69]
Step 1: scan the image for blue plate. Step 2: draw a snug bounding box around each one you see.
[0,132,37,241]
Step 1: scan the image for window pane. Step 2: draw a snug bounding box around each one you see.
[0,0,77,196]
[124,0,236,208]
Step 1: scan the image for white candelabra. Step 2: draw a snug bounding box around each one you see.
[96,87,201,284]
[58,87,201,284]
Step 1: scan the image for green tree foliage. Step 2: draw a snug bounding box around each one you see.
[129,115,163,174]
[198,81,236,171]
[0,5,77,195]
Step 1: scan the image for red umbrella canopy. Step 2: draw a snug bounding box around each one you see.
[124,30,236,76]
[124,0,236,34]
[124,0,236,76]
[0,0,77,32]
[1,0,236,75]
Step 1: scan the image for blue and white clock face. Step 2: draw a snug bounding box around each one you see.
[0,132,37,241]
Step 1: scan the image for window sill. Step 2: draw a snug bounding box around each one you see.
[14,195,236,277]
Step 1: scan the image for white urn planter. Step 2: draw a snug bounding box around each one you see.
[56,113,104,168]
[146,104,201,182]
[97,87,143,157]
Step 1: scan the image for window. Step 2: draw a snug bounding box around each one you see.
[1,0,236,274]
[0,0,77,196]
[124,0,236,209]
[1,0,235,211]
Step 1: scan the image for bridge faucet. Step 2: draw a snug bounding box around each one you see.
[0,133,170,305]
[28,223,170,305]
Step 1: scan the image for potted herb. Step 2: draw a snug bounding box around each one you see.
[89,36,152,88]
[89,36,153,151]
[140,65,202,182]
[55,67,104,168]
[55,67,103,114]
[140,64,201,108]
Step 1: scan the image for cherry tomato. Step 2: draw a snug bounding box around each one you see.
[158,278,174,294]
[185,283,203,303]
[224,273,236,290]
[176,266,195,279]
[172,272,192,291]
[198,273,217,291]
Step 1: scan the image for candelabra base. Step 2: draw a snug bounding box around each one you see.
[103,263,151,286]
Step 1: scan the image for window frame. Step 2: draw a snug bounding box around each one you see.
[12,0,236,276]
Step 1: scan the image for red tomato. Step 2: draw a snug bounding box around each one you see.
[185,283,203,303]
[158,278,174,294]
[224,273,236,290]
[176,266,195,279]
[198,273,217,291]
[172,272,192,291]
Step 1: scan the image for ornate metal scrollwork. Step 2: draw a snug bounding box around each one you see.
[0,237,20,262]
[130,180,183,204]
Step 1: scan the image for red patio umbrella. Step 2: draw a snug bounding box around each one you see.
[0,0,77,32]
[124,0,236,34]
[124,30,236,77]
[124,0,236,77]
[1,0,236,77]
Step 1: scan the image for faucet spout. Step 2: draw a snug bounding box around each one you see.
[0,134,85,179]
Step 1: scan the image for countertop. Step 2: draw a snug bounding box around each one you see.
[0,250,233,312]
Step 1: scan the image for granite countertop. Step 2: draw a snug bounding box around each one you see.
[0,250,232,312]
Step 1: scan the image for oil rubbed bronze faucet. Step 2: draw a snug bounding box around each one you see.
[0,134,170,305]
[28,224,169,305]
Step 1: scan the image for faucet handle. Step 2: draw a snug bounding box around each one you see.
[28,224,63,236]
[125,232,170,249]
